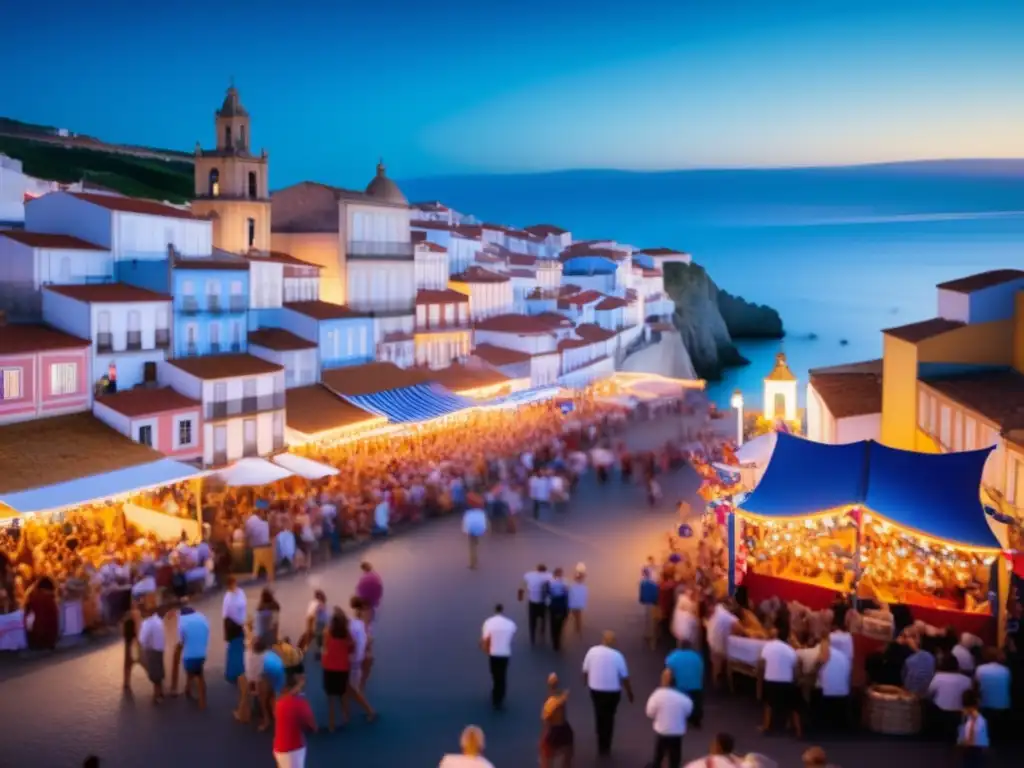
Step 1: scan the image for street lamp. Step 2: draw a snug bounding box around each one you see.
[730,389,744,446]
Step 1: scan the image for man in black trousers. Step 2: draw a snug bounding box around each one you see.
[481,603,517,710]
[520,564,551,645]
[582,630,634,756]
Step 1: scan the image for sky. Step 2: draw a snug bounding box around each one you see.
[2,0,1022,186]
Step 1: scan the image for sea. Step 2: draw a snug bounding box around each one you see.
[400,162,1024,408]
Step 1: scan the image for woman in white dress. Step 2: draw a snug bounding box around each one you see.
[671,590,700,648]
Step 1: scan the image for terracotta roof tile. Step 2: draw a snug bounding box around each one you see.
[920,369,1024,430]
[525,224,568,236]
[284,300,360,321]
[558,337,591,351]
[474,252,505,264]
[416,289,468,305]
[0,323,90,354]
[453,225,483,239]
[559,284,581,297]
[69,192,197,220]
[936,270,1024,294]
[415,240,447,253]
[412,220,454,231]
[883,317,965,343]
[648,321,676,332]
[412,201,449,212]
[165,354,283,380]
[321,362,431,397]
[45,283,171,303]
[560,290,604,307]
[244,250,321,269]
[248,328,317,351]
[508,268,536,278]
[475,314,560,334]
[172,254,249,271]
[508,254,538,267]
[575,323,617,342]
[450,266,509,284]
[471,344,532,366]
[640,267,663,277]
[428,363,510,392]
[809,372,883,419]
[285,385,381,435]
[0,231,106,250]
[533,312,574,328]
[95,387,201,418]
[639,247,686,256]
[595,297,628,310]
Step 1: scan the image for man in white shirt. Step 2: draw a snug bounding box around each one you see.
[759,631,802,738]
[244,510,274,582]
[481,604,517,710]
[462,507,487,570]
[813,637,852,732]
[706,603,740,687]
[528,472,551,519]
[520,565,551,646]
[138,607,167,703]
[583,630,634,756]
[952,635,977,673]
[646,667,692,768]
[975,648,1011,738]
[221,576,248,629]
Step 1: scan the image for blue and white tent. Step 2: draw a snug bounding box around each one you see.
[342,383,476,424]
[483,386,563,410]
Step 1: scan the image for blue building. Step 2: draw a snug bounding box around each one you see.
[279,300,375,370]
[172,256,251,357]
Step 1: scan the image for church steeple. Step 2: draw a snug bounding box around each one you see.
[215,82,251,153]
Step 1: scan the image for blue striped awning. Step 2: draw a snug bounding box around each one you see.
[342,383,475,424]
[484,386,562,409]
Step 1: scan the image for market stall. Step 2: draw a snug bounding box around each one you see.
[217,457,295,487]
[727,433,1008,643]
[272,453,339,480]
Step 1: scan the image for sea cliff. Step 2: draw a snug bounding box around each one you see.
[664,262,784,381]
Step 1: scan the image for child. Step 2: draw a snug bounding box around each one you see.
[958,690,989,768]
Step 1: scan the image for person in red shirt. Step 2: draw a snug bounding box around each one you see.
[273,673,316,768]
[321,608,354,732]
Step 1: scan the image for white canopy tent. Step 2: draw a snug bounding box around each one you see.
[735,431,778,466]
[271,453,339,481]
[217,457,294,487]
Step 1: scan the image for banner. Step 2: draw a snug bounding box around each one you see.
[123,503,200,542]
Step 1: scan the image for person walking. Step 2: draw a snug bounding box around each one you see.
[439,725,495,768]
[547,568,570,651]
[222,576,247,686]
[355,561,384,625]
[682,733,745,768]
[350,596,376,690]
[272,671,316,768]
[321,608,354,732]
[582,630,634,756]
[666,639,705,729]
[481,603,517,710]
[646,668,693,768]
[520,564,551,646]
[568,565,588,638]
[138,606,166,704]
[540,672,574,768]
[171,598,210,709]
[463,506,488,570]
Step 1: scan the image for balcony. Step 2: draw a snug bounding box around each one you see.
[205,392,285,420]
[207,296,222,314]
[415,319,472,334]
[229,296,247,312]
[230,341,243,353]
[347,240,415,261]
[126,330,142,351]
[155,328,170,349]
[210,342,222,354]
[96,332,113,353]
[186,343,198,357]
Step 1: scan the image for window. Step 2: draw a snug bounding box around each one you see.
[224,125,232,149]
[358,326,368,356]
[182,280,195,297]
[177,418,194,447]
[239,124,247,150]
[186,324,198,343]
[964,416,977,450]
[206,279,218,297]
[918,391,929,429]
[247,218,256,249]
[1,368,23,400]
[952,412,962,451]
[210,323,221,348]
[248,172,257,199]
[429,304,440,325]
[345,328,354,356]
[50,362,77,396]
[230,280,243,296]
[138,424,153,447]
[208,168,220,197]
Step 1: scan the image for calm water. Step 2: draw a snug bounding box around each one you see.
[402,164,1024,407]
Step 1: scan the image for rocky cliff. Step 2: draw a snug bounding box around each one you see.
[663,262,784,381]
[620,328,698,380]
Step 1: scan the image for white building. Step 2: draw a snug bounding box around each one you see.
[410,221,484,275]
[247,328,319,389]
[525,224,572,257]
[158,354,286,466]
[635,247,692,269]
[414,288,471,369]
[806,360,883,444]
[449,266,513,320]
[42,282,172,394]
[414,238,449,289]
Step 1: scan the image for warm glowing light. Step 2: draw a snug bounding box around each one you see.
[730,389,743,409]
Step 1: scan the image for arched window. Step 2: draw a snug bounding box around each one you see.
[224,125,232,149]
[208,168,220,197]
[248,172,257,199]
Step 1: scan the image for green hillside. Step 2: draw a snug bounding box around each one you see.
[0,136,194,203]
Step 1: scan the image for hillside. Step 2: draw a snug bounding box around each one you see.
[0,135,194,203]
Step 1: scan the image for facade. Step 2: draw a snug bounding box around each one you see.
[280,301,375,371]
[158,354,286,466]
[525,224,572,255]
[414,288,471,368]
[93,387,204,462]
[449,266,513,319]
[42,283,172,395]
[636,247,693,268]
[0,322,92,425]
[172,256,250,357]
[806,360,883,444]
[413,238,449,289]
[248,328,319,389]
[190,85,272,254]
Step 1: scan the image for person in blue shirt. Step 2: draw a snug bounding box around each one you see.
[665,639,704,728]
[546,568,570,651]
[173,600,211,710]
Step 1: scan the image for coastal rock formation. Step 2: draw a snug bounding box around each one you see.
[664,262,784,381]
[620,328,697,380]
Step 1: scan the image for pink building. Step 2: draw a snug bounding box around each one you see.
[0,321,92,425]
[93,387,204,462]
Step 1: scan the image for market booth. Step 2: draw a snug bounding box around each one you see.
[727,433,1008,643]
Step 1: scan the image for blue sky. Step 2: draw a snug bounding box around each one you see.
[2,0,1022,186]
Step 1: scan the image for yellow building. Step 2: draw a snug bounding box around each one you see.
[877,269,1024,516]
[191,85,271,254]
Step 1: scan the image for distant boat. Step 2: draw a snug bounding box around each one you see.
[805,332,818,340]
[839,339,849,346]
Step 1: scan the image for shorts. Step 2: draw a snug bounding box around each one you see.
[183,657,205,676]
[764,680,798,713]
[322,669,349,697]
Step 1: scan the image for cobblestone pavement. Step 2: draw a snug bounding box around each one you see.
[0,416,1011,768]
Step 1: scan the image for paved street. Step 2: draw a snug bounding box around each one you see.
[0,416,1013,767]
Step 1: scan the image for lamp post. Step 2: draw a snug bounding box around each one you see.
[730,389,744,446]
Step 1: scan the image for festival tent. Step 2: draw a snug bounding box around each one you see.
[0,458,206,516]
[271,453,339,480]
[342,383,476,424]
[735,431,778,467]
[484,386,564,409]
[218,457,294,487]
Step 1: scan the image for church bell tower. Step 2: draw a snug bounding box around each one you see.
[191,84,271,254]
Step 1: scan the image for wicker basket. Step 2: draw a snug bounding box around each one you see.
[865,685,921,735]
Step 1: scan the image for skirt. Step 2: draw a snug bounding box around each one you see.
[225,636,245,684]
[322,669,349,697]
[540,723,574,756]
[144,649,165,685]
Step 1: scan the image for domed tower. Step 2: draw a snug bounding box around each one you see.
[191,83,271,254]
[364,160,407,205]
[763,350,798,422]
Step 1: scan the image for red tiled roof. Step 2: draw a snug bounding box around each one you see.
[936,270,1024,294]
[416,288,469,305]
[533,311,574,328]
[471,343,532,366]
[641,268,663,277]
[639,247,685,256]
[284,300,360,321]
[415,240,447,253]
[474,252,505,264]
[0,231,106,250]
[648,321,676,332]
[810,372,883,419]
[172,254,249,271]
[476,314,560,334]
[412,201,449,212]
[411,220,453,231]
[525,224,568,237]
[883,317,965,343]
[285,385,380,435]
[558,337,591,351]
[560,245,628,262]
[920,370,1024,431]
[575,323,617,342]
[0,323,90,355]
[166,354,283,380]
[450,266,509,284]
[95,387,200,418]
[248,328,317,351]
[45,283,171,303]
[428,363,510,391]
[508,268,536,278]
[321,362,432,397]
[482,222,510,232]
[559,284,581,297]
[595,297,628,310]
[453,225,483,239]
[508,253,538,267]
[69,192,197,220]
[561,290,604,307]
[244,250,321,269]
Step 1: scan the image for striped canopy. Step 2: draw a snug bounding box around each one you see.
[342,383,475,424]
[484,386,562,409]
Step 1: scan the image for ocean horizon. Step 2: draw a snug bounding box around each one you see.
[401,162,1024,409]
